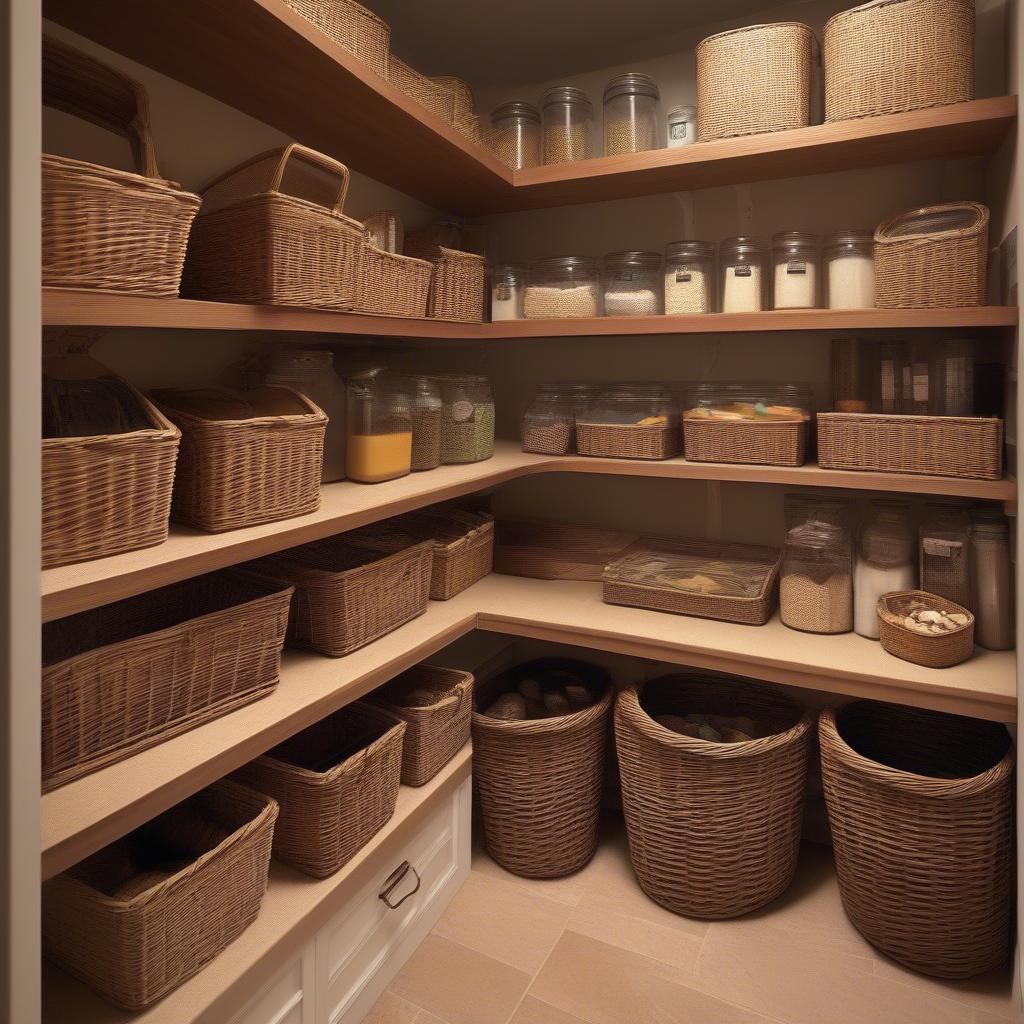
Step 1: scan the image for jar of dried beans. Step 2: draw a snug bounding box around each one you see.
[541,86,594,164]
[521,384,575,455]
[437,374,495,464]
[603,250,663,317]
[487,101,541,170]
[664,240,714,314]
[524,256,602,318]
[603,72,660,156]
[781,512,853,634]
[491,263,526,321]
[405,374,443,471]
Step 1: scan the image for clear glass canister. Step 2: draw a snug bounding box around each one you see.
[487,101,542,170]
[772,231,820,310]
[438,374,495,464]
[825,230,874,309]
[521,384,575,455]
[853,501,916,638]
[491,263,526,321]
[541,86,594,164]
[969,507,1013,650]
[664,240,715,314]
[603,250,663,316]
[345,373,412,483]
[405,374,442,472]
[919,503,971,608]
[603,72,660,156]
[931,338,975,416]
[830,337,875,413]
[719,237,766,313]
[781,510,853,635]
[580,383,677,427]
[666,103,697,148]
[524,256,602,318]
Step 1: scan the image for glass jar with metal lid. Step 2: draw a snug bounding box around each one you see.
[666,103,697,148]
[719,237,766,313]
[437,374,495,464]
[603,72,660,156]
[487,101,542,170]
[524,256,602,319]
[664,241,715,314]
[825,230,874,309]
[490,263,526,321]
[970,507,1013,650]
[772,231,820,310]
[345,372,412,484]
[603,251,663,316]
[541,86,594,164]
[404,374,443,472]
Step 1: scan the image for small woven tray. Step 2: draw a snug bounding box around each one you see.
[576,420,681,461]
[877,590,974,668]
[683,417,809,467]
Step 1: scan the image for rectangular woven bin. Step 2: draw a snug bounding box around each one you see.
[387,53,454,121]
[368,664,473,786]
[152,386,327,532]
[242,536,434,656]
[42,569,292,791]
[42,779,278,1011]
[232,701,404,877]
[817,412,1003,480]
[354,241,433,318]
[404,231,487,322]
[494,520,639,582]
[285,0,390,77]
[683,418,809,467]
[576,420,681,460]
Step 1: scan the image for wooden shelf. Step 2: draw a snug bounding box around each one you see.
[42,441,1017,623]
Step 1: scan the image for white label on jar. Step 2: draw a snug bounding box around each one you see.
[495,283,512,301]
[675,269,693,282]
[670,122,690,141]
[734,265,752,278]
[923,538,963,557]
[615,272,635,282]
[787,261,807,275]
[451,400,474,422]
[913,371,929,403]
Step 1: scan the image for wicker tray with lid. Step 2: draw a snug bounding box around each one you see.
[494,519,639,582]
[285,0,390,77]
[405,227,487,322]
[877,590,975,667]
[387,54,455,121]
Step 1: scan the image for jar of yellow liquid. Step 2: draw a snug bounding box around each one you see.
[345,374,413,483]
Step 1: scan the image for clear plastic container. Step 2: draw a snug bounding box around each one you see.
[664,241,715,315]
[854,500,916,638]
[524,256,602,319]
[825,230,874,309]
[437,374,494,464]
[576,382,679,459]
[490,263,526,321]
[541,86,594,164]
[684,382,812,423]
[487,101,542,170]
[666,103,697,148]
[345,373,412,483]
[772,231,820,310]
[406,374,443,472]
[603,251,663,316]
[919,503,971,609]
[719,237,766,313]
[521,384,575,455]
[603,72,660,156]
[583,382,677,425]
[969,507,1013,650]
[830,337,874,413]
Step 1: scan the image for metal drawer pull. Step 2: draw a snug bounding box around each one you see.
[379,860,421,909]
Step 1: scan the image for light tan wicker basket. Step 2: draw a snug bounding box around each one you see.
[454,112,485,145]
[823,0,975,122]
[494,520,639,582]
[616,675,812,918]
[683,417,809,466]
[877,590,974,667]
[233,701,404,878]
[182,144,365,309]
[696,23,816,142]
[355,240,433,318]
[874,201,989,308]
[575,420,681,461]
[42,779,278,1011]
[404,230,487,322]
[817,411,1003,480]
[42,37,201,296]
[285,0,390,77]
[820,702,1013,978]
[387,54,455,122]
[431,75,476,121]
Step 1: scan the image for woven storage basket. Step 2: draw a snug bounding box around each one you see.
[823,0,974,122]
[877,590,974,667]
[355,240,433,318]
[683,417,809,467]
[285,0,390,77]
[233,701,404,878]
[817,411,1003,480]
[874,201,989,308]
[431,75,476,121]
[42,779,277,1011]
[42,570,292,791]
[404,230,487,322]
[363,209,404,254]
[473,658,612,878]
[243,536,434,656]
[494,520,639,582]
[575,421,681,460]
[42,37,201,296]
[387,54,455,122]
[616,675,812,919]
[369,664,473,785]
[696,23,815,142]
[42,355,180,569]
[182,144,365,309]
[454,112,485,145]
[152,387,326,532]
[820,701,1013,978]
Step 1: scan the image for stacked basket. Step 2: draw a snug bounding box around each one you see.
[404,226,487,322]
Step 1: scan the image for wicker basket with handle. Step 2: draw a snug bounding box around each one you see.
[404,229,487,322]
[285,0,390,77]
[387,54,455,122]
[877,590,974,667]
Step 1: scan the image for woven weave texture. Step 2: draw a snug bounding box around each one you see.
[387,54,454,121]
[575,421,681,460]
[404,231,487,322]
[355,242,433,318]
[285,0,390,77]
[683,419,809,466]
[877,590,975,667]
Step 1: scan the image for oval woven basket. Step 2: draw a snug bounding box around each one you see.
[285,0,390,77]
[615,674,812,919]
[877,590,974,667]
[820,701,1013,978]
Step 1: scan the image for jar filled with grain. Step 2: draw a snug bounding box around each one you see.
[919,503,971,609]
[853,501,916,639]
[405,374,443,472]
[772,231,820,310]
[665,240,715,314]
[603,250,663,317]
[666,103,697,148]
[719,237,766,313]
[603,72,660,156]
[781,513,853,634]
[969,507,1013,650]
[487,101,542,170]
[541,86,594,164]
[345,373,413,484]
[491,263,526,321]
[438,374,495,464]
[824,230,874,309]
[524,256,602,318]
[521,384,575,455]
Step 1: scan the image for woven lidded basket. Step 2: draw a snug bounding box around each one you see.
[696,23,816,142]
[233,701,404,878]
[823,0,975,122]
[369,664,473,785]
[152,386,327,532]
[877,590,974,667]
[473,658,612,878]
[616,675,812,918]
[405,228,487,322]
[42,570,292,791]
[820,701,1013,978]
[285,0,390,77]
[182,143,366,309]
[355,238,433,318]
[575,421,681,461]
[683,418,809,467]
[42,36,201,296]
[42,779,278,1010]
[874,201,989,308]
[387,54,455,122]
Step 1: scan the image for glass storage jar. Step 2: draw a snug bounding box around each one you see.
[603,251,663,316]
[437,374,495,464]
[919,503,971,608]
[487,101,542,170]
[781,501,853,634]
[491,263,526,321]
[664,241,714,314]
[830,337,874,413]
[772,231,820,310]
[603,72,660,156]
[825,230,874,309]
[345,373,412,483]
[969,507,1013,650]
[719,237,766,313]
[524,256,602,319]
[853,501,916,638]
[405,374,443,472]
[541,86,594,164]
[576,383,680,460]
[666,103,697,148]
[521,384,575,455]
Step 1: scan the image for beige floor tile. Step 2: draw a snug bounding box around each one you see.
[509,996,593,1024]
[975,1010,1023,1024]
[872,956,1019,1021]
[432,869,572,974]
[362,991,447,1024]
[389,934,531,1024]
[472,841,589,908]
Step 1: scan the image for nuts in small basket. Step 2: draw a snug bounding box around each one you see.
[876,590,974,668]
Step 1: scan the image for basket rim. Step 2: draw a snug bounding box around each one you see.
[697,21,815,49]
[193,189,366,232]
[374,665,474,713]
[817,411,1003,427]
[576,419,673,431]
[876,589,975,634]
[42,152,201,201]
[874,202,989,245]
[152,385,328,428]
[251,537,434,582]
[364,242,433,270]
[305,0,390,32]
[472,679,612,735]
[825,0,972,31]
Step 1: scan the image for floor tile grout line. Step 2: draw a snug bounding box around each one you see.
[501,914,573,1024]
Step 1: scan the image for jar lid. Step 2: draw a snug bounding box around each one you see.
[603,72,660,102]
[666,240,715,261]
[530,255,599,273]
[667,104,697,119]
[490,100,541,124]
[824,229,873,250]
[970,506,1009,534]
[492,262,526,283]
[604,250,662,270]
[719,236,763,257]
[772,230,820,254]
[268,349,334,371]
[541,86,593,110]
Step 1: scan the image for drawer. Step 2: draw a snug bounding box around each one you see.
[230,945,316,1024]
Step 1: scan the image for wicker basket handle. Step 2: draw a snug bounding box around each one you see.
[270,143,351,215]
[42,36,160,180]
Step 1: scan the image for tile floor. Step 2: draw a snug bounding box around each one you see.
[367,815,1019,1024]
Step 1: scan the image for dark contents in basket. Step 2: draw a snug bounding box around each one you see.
[43,373,152,438]
[483,665,599,721]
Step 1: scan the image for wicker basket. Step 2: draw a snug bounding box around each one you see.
[42,356,180,569]
[42,37,201,296]
[243,536,434,656]
[182,144,366,309]
[42,779,277,1011]
[494,520,639,582]
[683,417,809,467]
[874,201,989,308]
[877,590,975,667]
[233,701,404,878]
[454,112,485,145]
[431,75,476,121]
[42,570,292,791]
[404,230,487,322]
[387,54,455,122]
[363,208,404,254]
[369,664,473,785]
[823,0,975,122]
[696,23,816,142]
[820,702,1013,978]
[354,240,433,318]
[817,411,1003,480]
[575,421,681,461]
[285,0,390,77]
[473,659,612,878]
[616,675,812,919]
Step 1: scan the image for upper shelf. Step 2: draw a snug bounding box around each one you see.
[42,0,1017,213]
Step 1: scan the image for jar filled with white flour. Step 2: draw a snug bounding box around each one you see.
[603,250,663,316]
[824,230,874,309]
[854,501,916,639]
[719,237,765,313]
[772,230,820,310]
[664,240,714,314]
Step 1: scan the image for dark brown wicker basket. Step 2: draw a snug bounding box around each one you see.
[877,590,975,668]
